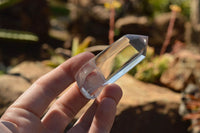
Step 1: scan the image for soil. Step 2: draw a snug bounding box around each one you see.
[111,102,190,133]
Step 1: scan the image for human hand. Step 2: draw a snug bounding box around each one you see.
[0,52,122,133]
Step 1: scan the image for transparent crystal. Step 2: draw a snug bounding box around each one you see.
[75,34,148,99]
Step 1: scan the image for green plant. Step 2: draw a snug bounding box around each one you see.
[135,53,174,82]
[48,0,70,17]
[0,71,4,75]
[71,36,94,56]
[170,0,190,18]
[0,29,39,42]
[43,55,65,68]
[149,0,170,16]
[148,0,190,18]
[113,46,174,83]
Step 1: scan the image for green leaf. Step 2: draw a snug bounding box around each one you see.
[0,29,39,42]
[72,37,93,56]
[71,37,79,56]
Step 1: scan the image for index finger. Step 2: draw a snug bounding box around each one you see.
[9,52,94,117]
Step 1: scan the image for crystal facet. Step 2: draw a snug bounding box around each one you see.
[75,34,148,99]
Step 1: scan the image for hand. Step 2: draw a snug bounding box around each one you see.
[0,52,122,133]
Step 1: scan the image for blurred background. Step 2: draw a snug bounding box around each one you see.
[0,0,200,132]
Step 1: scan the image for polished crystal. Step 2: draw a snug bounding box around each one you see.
[75,34,148,99]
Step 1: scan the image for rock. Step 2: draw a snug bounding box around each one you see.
[160,50,200,91]
[175,50,200,60]
[117,74,181,109]
[0,75,31,115]
[160,59,193,91]
[9,61,53,83]
[176,50,200,87]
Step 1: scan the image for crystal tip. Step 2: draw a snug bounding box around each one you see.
[124,34,148,55]
[125,34,148,45]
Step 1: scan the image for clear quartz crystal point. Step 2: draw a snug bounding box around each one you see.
[75,34,148,99]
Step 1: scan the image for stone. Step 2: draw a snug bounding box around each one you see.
[9,61,53,83]
[0,75,31,115]
[160,50,200,91]
[116,74,181,108]
[177,50,200,87]
[160,59,193,91]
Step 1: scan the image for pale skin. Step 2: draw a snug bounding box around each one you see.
[0,52,122,133]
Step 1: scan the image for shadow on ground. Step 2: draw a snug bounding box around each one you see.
[111,101,190,133]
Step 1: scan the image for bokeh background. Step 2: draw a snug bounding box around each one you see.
[0,0,200,133]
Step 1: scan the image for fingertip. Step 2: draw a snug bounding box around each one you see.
[98,84,123,105]
[82,51,95,57]
[88,97,117,133]
[75,52,95,61]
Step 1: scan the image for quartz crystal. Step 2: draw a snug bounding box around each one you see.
[75,34,148,99]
